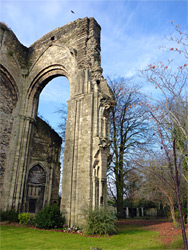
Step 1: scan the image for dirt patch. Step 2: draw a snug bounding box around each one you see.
[146,222,187,246]
[118,219,167,226]
[118,219,187,247]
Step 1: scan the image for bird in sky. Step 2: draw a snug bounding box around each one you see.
[71,10,75,14]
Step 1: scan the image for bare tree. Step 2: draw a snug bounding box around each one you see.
[139,23,188,248]
[135,155,187,226]
[56,103,68,154]
[107,77,152,218]
[56,103,68,195]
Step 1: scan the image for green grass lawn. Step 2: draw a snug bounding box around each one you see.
[1,224,183,250]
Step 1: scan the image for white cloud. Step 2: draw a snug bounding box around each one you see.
[39,77,70,104]
[101,23,186,79]
[1,0,187,125]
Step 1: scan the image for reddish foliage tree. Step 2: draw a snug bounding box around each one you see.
[139,23,188,249]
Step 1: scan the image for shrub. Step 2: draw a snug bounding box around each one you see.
[84,207,118,236]
[174,208,188,225]
[0,210,19,223]
[18,213,31,225]
[35,204,65,229]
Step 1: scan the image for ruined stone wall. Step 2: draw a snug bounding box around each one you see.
[23,117,62,212]
[0,23,27,211]
[0,66,18,210]
[0,18,114,226]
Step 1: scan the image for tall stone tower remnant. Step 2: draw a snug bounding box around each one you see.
[0,18,114,226]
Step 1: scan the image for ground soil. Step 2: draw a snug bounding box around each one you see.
[118,219,188,247]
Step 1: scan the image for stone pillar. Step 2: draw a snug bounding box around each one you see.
[141,207,144,217]
[7,115,34,211]
[47,166,53,203]
[126,207,129,218]
[136,208,139,217]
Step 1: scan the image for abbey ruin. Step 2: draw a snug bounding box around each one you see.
[0,17,114,226]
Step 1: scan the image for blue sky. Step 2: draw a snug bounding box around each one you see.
[1,0,187,132]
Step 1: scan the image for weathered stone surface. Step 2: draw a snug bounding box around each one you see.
[21,117,62,213]
[0,18,114,226]
[0,65,18,208]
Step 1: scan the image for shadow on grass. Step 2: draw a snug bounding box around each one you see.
[118,218,169,227]
[117,218,168,233]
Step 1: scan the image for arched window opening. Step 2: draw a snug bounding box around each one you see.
[37,76,70,196]
[23,76,70,213]
[27,164,46,213]
[38,76,70,132]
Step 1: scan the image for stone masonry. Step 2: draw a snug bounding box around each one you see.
[22,117,62,213]
[0,18,114,226]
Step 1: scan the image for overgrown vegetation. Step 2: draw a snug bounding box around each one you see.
[0,22,11,31]
[34,204,65,229]
[0,210,19,223]
[84,207,118,236]
[18,213,32,225]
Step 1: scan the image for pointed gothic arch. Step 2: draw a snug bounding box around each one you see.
[26,164,46,213]
[0,18,115,226]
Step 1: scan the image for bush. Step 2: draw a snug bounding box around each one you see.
[174,208,188,225]
[18,213,31,225]
[35,204,65,229]
[0,210,19,223]
[84,207,118,236]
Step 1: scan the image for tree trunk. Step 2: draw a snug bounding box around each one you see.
[157,126,188,249]
[116,186,124,218]
[158,186,177,225]
[175,182,188,249]
[115,163,124,218]
[169,203,177,226]
[173,140,188,249]
[187,189,188,224]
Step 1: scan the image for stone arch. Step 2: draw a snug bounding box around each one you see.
[26,64,70,119]
[28,65,70,99]
[0,18,115,226]
[27,164,46,185]
[26,163,46,213]
[0,64,18,113]
[28,161,46,172]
